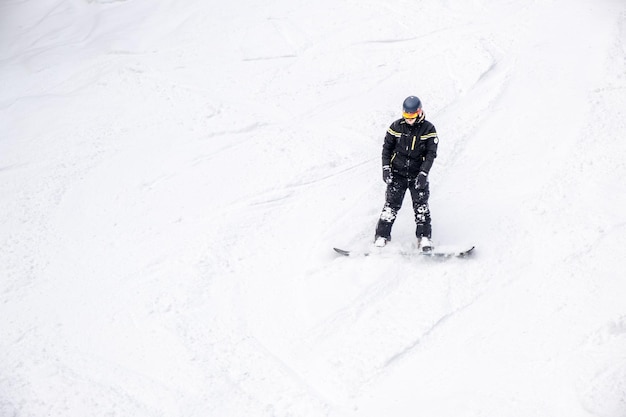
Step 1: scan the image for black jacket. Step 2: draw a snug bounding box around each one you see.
[382,117,438,178]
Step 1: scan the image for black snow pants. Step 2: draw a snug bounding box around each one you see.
[375,175,431,240]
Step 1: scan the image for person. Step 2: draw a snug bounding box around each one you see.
[374,96,439,251]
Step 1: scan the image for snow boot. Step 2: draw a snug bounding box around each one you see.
[418,236,433,252]
[374,236,388,247]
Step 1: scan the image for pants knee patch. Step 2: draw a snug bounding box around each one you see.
[380,206,396,222]
[415,204,430,224]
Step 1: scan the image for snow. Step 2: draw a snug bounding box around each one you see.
[1,0,626,416]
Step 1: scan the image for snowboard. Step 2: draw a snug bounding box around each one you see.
[333,245,475,258]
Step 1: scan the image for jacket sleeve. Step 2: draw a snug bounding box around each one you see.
[382,122,400,166]
[419,125,438,174]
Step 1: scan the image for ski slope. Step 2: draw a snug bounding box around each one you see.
[1,0,626,416]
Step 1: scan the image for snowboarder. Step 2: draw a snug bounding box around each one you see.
[374,96,439,251]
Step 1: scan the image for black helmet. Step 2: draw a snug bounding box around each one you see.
[402,96,422,118]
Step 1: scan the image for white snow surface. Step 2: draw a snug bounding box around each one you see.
[2,0,626,416]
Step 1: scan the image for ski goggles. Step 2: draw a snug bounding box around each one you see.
[403,108,423,119]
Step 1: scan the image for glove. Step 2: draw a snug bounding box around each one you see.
[415,171,428,189]
[382,165,393,184]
